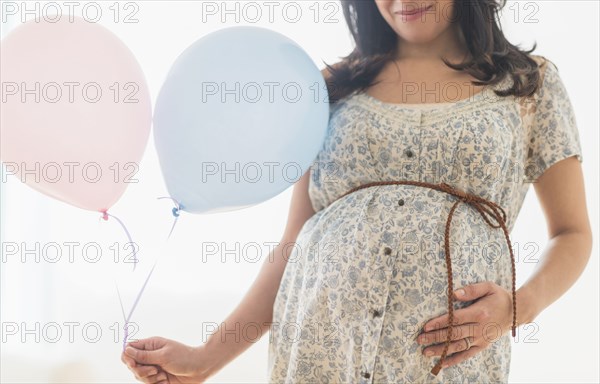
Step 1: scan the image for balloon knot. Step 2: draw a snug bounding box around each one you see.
[101,211,109,221]
[172,207,180,217]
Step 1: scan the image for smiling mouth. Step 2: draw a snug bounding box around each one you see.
[395,4,434,15]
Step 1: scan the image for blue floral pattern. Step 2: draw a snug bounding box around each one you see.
[267,55,583,383]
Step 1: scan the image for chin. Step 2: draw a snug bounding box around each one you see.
[393,27,442,45]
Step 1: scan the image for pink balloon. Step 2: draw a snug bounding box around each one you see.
[1,16,151,213]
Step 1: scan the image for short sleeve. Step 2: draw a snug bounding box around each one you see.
[524,59,583,183]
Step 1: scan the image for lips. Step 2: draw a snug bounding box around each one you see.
[395,4,434,15]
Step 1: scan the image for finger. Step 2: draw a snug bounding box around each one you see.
[125,346,163,365]
[122,353,139,370]
[435,344,483,369]
[131,365,159,379]
[418,323,477,345]
[146,372,167,384]
[453,281,494,302]
[423,337,479,358]
[422,305,486,332]
[127,337,165,352]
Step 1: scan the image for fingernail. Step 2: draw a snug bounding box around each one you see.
[425,350,433,356]
[442,363,449,368]
[125,347,135,356]
[455,289,465,297]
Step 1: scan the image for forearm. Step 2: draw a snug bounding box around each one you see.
[516,229,593,326]
[201,240,294,372]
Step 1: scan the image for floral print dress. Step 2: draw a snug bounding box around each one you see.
[267,55,583,383]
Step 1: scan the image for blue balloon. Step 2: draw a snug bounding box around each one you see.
[154,26,329,215]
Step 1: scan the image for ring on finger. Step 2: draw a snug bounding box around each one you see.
[464,336,472,350]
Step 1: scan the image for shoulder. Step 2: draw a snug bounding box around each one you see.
[529,54,547,66]
[525,54,565,99]
[528,54,560,80]
[528,54,557,70]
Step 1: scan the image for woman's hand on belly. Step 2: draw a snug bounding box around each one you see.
[415,281,514,369]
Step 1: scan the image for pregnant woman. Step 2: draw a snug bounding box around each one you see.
[122,1,593,383]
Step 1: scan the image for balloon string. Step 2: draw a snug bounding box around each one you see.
[100,210,138,271]
[116,261,157,351]
[157,197,182,239]
[112,198,179,351]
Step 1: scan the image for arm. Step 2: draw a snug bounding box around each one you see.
[200,168,316,375]
[415,157,593,371]
[122,168,317,384]
[515,156,593,326]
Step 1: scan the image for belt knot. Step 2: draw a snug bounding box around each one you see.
[439,182,507,230]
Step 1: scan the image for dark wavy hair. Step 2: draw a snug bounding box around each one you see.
[323,0,545,104]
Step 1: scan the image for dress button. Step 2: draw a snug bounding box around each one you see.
[398,198,405,206]
[372,309,382,318]
[383,247,392,255]
[405,149,414,158]
[361,371,371,379]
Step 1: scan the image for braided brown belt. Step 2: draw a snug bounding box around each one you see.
[333,180,517,376]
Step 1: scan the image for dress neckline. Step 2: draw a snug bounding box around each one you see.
[357,85,492,111]
[342,81,515,125]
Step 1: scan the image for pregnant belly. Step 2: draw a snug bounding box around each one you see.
[275,185,513,327]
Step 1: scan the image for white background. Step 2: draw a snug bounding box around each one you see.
[1,1,598,383]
